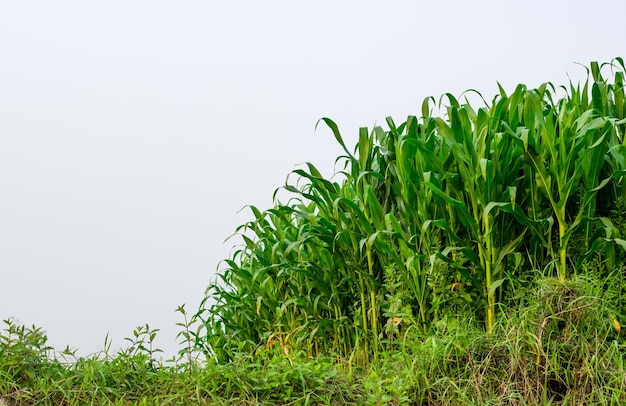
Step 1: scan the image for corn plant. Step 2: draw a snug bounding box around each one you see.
[198,59,626,361]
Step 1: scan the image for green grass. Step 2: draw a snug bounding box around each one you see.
[1,273,625,404]
[3,59,626,404]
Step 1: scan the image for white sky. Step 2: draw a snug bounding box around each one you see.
[1,1,624,359]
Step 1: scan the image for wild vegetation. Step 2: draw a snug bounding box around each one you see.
[198,58,626,359]
[2,59,626,404]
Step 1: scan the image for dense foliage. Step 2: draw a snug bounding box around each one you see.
[2,277,626,404]
[197,59,626,363]
[3,59,626,405]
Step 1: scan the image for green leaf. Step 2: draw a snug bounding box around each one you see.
[488,278,505,298]
[316,117,355,161]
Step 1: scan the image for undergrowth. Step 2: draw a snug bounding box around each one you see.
[2,274,625,405]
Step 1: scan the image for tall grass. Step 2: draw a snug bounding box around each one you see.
[199,58,626,362]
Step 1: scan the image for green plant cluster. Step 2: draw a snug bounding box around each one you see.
[198,59,626,363]
[1,275,626,404]
[3,59,626,405]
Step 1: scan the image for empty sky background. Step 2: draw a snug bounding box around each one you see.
[1,1,625,358]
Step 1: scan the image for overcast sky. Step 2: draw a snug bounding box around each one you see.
[1,1,624,359]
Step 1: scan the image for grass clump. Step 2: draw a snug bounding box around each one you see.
[2,273,626,404]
